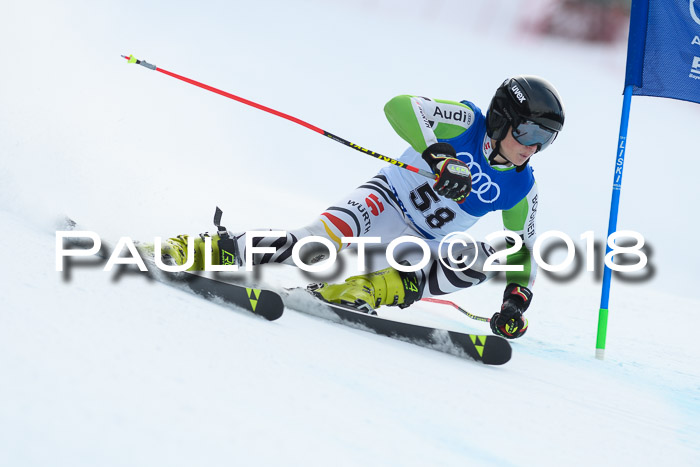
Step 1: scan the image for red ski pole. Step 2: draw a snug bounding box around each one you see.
[122,54,436,180]
[421,297,491,323]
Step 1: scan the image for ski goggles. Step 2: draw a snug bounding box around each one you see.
[511,121,557,149]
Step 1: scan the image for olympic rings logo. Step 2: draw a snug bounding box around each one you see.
[457,152,501,203]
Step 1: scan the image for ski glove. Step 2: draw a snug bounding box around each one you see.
[490,283,533,339]
[421,142,471,203]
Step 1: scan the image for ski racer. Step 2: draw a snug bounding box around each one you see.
[161,75,565,339]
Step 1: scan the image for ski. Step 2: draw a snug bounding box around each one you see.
[160,272,284,321]
[284,289,512,365]
[58,218,284,321]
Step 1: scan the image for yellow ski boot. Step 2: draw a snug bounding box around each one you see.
[309,266,423,314]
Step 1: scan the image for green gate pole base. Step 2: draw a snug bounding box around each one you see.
[595,307,609,360]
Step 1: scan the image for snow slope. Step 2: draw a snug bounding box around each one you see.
[1,1,699,466]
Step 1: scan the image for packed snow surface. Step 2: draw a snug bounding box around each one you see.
[1,1,698,466]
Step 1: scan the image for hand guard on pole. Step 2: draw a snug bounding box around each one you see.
[421,142,472,203]
[490,283,532,339]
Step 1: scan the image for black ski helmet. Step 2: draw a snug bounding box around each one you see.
[486,75,565,152]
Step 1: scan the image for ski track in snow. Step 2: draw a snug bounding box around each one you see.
[1,1,699,466]
[1,207,698,466]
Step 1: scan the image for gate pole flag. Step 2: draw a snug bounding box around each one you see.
[596,0,700,360]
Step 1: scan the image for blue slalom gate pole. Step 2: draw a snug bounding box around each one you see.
[596,84,634,360]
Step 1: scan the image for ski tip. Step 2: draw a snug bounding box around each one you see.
[480,335,512,365]
[263,306,284,321]
[254,289,284,321]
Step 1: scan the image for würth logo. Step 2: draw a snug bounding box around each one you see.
[366,194,384,216]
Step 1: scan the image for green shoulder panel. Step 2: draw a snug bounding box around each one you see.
[501,197,533,288]
[502,197,529,232]
[384,95,429,152]
[384,95,474,153]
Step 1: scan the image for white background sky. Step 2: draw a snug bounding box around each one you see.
[1,1,699,466]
